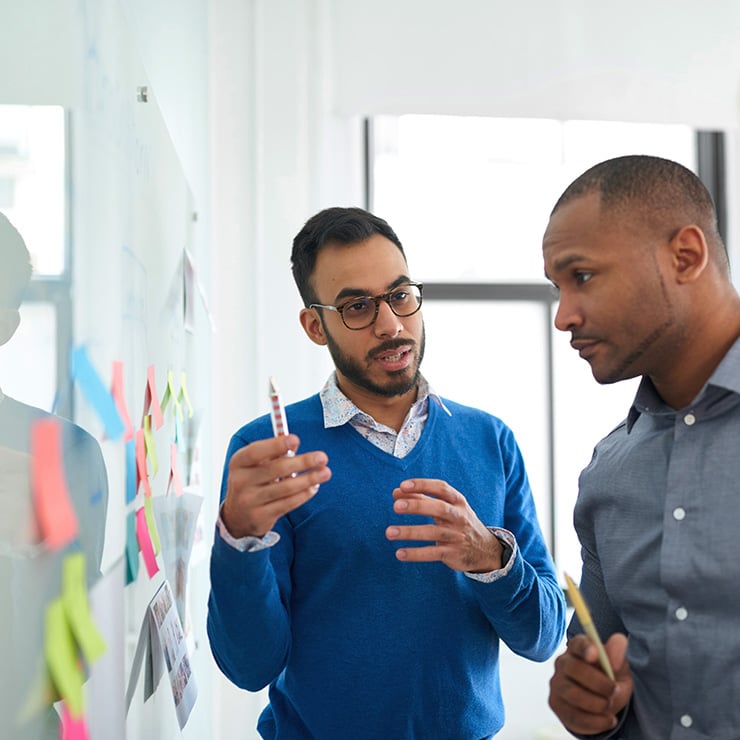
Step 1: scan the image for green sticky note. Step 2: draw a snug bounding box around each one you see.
[45,598,84,718]
[62,553,107,664]
[144,496,161,556]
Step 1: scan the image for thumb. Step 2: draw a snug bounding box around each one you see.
[605,632,628,674]
[605,633,633,711]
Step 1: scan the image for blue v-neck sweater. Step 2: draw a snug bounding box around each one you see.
[208,394,565,739]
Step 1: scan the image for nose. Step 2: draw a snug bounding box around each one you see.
[553,291,583,333]
[373,299,403,337]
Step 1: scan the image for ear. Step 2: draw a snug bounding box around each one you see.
[299,307,328,346]
[669,224,709,284]
[0,309,20,347]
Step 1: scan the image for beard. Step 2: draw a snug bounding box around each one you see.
[323,322,426,398]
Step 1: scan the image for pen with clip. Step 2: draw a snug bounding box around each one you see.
[269,376,295,457]
[564,572,615,680]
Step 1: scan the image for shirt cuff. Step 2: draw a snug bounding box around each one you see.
[216,507,280,552]
[464,527,517,583]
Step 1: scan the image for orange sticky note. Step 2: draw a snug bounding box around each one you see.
[111,360,134,441]
[135,507,159,578]
[31,418,79,550]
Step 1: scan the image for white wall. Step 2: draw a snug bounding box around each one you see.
[4,0,740,737]
[206,3,740,738]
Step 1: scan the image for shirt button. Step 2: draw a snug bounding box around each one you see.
[680,714,693,728]
[684,413,696,426]
[675,607,688,621]
[673,507,686,521]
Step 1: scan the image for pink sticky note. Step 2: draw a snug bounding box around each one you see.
[111,360,134,441]
[61,701,90,740]
[135,507,159,578]
[143,365,164,430]
[135,429,151,497]
[168,443,184,496]
[31,418,79,549]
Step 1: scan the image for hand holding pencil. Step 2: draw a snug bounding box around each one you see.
[219,378,332,539]
[564,572,614,679]
[548,575,633,735]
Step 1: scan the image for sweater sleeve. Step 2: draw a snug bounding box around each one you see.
[206,431,295,691]
[464,424,566,662]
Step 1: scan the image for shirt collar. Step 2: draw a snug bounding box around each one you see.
[627,334,740,431]
[319,372,451,429]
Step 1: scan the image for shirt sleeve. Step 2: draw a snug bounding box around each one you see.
[216,504,280,552]
[464,527,516,583]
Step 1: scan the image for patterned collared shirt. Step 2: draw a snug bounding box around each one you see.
[319,372,451,458]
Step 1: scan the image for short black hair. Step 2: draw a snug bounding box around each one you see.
[0,213,32,309]
[291,206,406,306]
[552,154,726,265]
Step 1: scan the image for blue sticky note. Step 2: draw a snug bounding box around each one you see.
[126,510,139,585]
[125,438,137,504]
[70,346,125,441]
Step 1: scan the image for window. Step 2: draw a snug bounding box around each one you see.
[0,105,69,414]
[369,115,702,580]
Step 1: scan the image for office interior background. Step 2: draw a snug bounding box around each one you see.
[1,1,739,738]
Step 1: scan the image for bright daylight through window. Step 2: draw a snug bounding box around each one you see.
[370,115,697,580]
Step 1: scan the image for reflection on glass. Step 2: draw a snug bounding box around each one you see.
[0,302,57,412]
[0,105,66,276]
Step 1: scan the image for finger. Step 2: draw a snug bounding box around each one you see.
[605,633,629,674]
[393,493,462,522]
[396,478,462,504]
[273,450,329,482]
[386,524,455,543]
[549,652,620,734]
[229,434,300,468]
[392,544,448,563]
[561,636,616,696]
[232,448,329,489]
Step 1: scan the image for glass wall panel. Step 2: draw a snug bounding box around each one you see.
[0,301,57,411]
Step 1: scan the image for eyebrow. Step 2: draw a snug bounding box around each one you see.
[548,253,588,273]
[333,275,411,303]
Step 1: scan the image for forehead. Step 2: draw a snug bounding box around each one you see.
[312,234,409,298]
[543,192,619,274]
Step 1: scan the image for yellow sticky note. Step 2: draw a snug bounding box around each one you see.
[143,414,159,478]
[62,553,107,664]
[178,371,194,419]
[144,495,161,556]
[45,597,85,718]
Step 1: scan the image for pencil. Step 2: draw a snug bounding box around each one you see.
[564,572,615,680]
[269,376,295,458]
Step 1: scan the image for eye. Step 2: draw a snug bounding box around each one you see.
[574,271,593,286]
[344,297,373,315]
[389,289,410,306]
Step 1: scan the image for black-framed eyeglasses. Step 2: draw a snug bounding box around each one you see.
[309,282,423,330]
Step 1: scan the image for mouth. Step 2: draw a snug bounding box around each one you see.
[570,337,601,359]
[372,344,414,371]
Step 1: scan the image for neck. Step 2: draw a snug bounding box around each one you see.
[652,297,740,408]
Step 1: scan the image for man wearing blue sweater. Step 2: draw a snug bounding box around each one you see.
[208,207,566,739]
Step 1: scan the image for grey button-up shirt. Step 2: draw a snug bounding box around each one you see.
[570,336,740,739]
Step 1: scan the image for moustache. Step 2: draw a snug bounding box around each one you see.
[368,338,415,360]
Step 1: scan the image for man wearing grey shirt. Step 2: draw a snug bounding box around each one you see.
[543,154,740,738]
